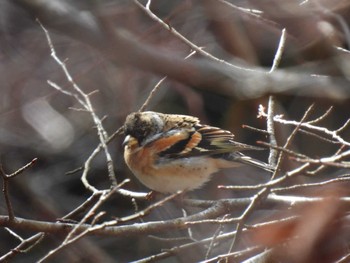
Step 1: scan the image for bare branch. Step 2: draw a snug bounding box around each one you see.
[259,106,350,147]
[269,28,286,73]
[0,158,37,220]
[267,28,287,168]
[134,0,235,67]
[40,21,117,192]
[0,233,44,262]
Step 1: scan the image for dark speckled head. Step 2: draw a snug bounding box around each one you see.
[124,111,164,144]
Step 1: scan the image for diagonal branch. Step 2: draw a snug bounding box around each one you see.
[13,0,350,100]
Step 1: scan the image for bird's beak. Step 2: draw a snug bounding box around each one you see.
[122,135,131,147]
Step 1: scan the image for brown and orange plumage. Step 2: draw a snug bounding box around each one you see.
[123,111,273,193]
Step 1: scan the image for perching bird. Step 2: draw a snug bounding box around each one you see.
[123,111,273,193]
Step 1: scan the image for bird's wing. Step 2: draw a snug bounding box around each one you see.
[144,124,263,159]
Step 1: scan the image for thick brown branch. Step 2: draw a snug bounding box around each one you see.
[2,195,350,237]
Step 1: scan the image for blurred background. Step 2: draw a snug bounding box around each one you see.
[0,0,350,262]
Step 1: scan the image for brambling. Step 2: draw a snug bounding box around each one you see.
[123,111,274,193]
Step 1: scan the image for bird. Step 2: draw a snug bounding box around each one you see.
[123,111,274,193]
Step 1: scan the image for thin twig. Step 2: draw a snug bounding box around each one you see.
[220,163,310,190]
[39,20,117,192]
[185,217,239,226]
[7,158,38,179]
[139,76,167,112]
[242,124,269,134]
[336,252,350,263]
[0,233,45,262]
[267,96,278,168]
[266,29,286,177]
[134,0,241,69]
[139,50,197,112]
[205,215,229,259]
[273,104,315,170]
[306,106,333,124]
[298,128,340,144]
[257,141,309,159]
[202,245,263,263]
[269,28,286,73]
[267,28,286,168]
[306,146,346,175]
[1,166,15,221]
[293,149,350,168]
[336,118,350,133]
[116,191,183,223]
[60,192,103,220]
[227,188,269,253]
[272,176,350,192]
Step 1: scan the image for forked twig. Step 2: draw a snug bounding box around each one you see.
[0,158,37,220]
